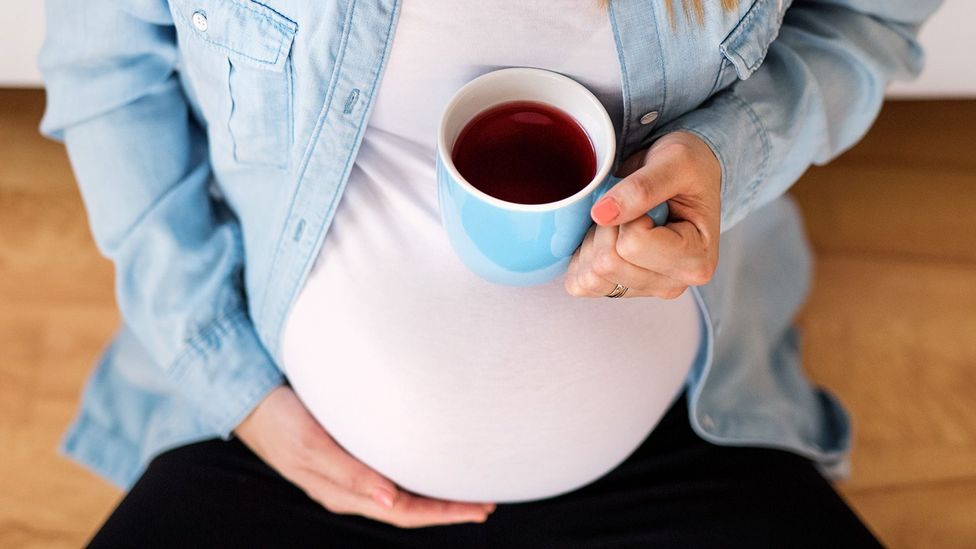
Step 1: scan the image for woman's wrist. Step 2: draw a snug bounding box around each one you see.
[233,383,289,443]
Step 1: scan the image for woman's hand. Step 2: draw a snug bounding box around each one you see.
[566,131,722,299]
[234,385,496,528]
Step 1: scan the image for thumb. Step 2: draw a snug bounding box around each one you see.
[591,162,674,226]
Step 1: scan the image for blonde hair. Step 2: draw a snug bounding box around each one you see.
[598,0,739,22]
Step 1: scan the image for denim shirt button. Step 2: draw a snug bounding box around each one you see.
[639,111,659,125]
[191,11,209,32]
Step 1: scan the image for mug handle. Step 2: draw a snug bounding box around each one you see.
[597,175,670,227]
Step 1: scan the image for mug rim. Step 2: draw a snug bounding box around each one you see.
[437,67,617,213]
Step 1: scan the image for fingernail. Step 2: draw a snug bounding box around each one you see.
[592,197,620,224]
[372,487,396,509]
[483,503,496,513]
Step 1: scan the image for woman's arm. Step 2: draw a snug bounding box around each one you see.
[651,0,943,233]
[568,0,940,298]
[39,0,283,434]
[39,0,495,525]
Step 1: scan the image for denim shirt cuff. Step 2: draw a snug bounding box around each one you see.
[167,309,284,437]
[646,90,770,233]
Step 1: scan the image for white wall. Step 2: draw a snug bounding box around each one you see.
[887,0,976,98]
[1,1,974,96]
[0,3,45,87]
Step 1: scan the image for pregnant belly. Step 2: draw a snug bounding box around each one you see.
[285,349,695,504]
[281,286,702,503]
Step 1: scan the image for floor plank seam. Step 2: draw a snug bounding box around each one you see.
[810,248,976,267]
[840,474,976,496]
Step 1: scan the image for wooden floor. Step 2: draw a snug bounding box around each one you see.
[1,89,974,547]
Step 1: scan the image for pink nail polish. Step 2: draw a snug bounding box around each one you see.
[592,197,620,224]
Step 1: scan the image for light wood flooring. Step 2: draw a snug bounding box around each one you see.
[1,89,974,547]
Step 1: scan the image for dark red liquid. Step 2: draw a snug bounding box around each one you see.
[451,100,597,205]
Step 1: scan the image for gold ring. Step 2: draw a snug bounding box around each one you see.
[605,283,629,298]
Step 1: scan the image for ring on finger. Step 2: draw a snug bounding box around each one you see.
[605,283,629,298]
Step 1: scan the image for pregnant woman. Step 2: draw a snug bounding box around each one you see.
[39,0,937,546]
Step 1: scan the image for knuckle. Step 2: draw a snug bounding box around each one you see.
[565,285,581,297]
[565,277,585,297]
[626,175,654,207]
[580,270,605,293]
[615,231,643,263]
[675,142,696,164]
[685,262,715,286]
[591,250,618,278]
[661,140,695,165]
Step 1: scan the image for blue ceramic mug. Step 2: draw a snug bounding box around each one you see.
[436,67,668,286]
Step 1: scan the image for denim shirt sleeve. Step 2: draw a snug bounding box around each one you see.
[648,0,942,233]
[38,0,283,436]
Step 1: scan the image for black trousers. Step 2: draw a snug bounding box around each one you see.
[88,393,882,548]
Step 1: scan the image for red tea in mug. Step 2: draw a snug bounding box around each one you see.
[451,100,597,205]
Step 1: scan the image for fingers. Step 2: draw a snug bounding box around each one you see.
[298,425,495,527]
[301,472,495,528]
[566,225,616,297]
[237,385,497,530]
[591,152,679,226]
[616,218,716,285]
[298,423,401,508]
[380,491,494,528]
[565,223,689,299]
[583,133,721,293]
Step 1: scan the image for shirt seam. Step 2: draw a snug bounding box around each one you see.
[256,0,359,337]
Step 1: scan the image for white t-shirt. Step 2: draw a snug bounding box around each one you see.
[281,0,702,503]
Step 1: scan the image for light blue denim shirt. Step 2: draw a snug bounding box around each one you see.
[38,0,939,489]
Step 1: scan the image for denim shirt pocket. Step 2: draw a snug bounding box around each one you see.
[172,0,297,170]
[710,0,790,96]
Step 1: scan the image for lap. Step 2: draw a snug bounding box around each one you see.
[88,394,881,549]
[488,396,881,548]
[87,436,481,549]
